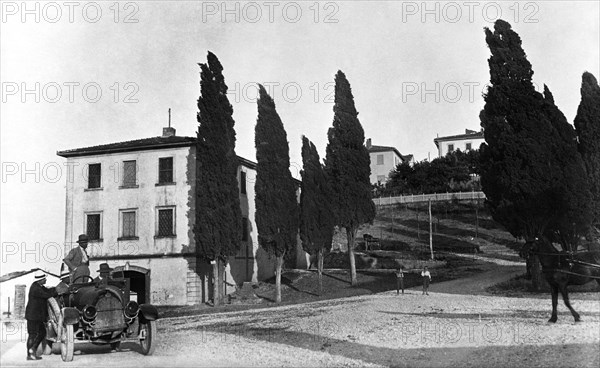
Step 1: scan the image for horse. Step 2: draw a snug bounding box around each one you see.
[524,238,600,323]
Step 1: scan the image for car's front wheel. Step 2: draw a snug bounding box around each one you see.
[139,320,156,355]
[61,324,74,362]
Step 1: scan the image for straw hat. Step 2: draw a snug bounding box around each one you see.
[34,271,47,281]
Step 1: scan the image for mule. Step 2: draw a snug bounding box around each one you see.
[525,238,600,323]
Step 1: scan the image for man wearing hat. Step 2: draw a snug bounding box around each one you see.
[63,234,91,283]
[25,271,58,360]
[94,263,113,284]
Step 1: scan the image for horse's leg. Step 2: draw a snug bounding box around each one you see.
[549,283,558,323]
[559,284,581,322]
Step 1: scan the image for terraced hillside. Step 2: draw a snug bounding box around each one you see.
[333,200,522,263]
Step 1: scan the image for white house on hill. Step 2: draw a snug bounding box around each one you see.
[433,129,485,158]
[57,126,306,306]
[366,138,413,185]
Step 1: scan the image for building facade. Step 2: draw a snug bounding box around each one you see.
[433,129,485,158]
[366,138,413,185]
[57,127,288,306]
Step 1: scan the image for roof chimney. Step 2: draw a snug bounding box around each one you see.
[163,108,176,137]
[366,138,372,149]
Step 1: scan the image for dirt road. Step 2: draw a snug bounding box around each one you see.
[2,261,598,367]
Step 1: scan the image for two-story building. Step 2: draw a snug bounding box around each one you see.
[366,138,413,185]
[57,126,293,306]
[433,129,484,158]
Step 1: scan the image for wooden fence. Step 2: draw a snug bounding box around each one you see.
[373,191,486,206]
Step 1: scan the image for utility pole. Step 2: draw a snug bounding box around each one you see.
[475,200,479,238]
[391,204,395,237]
[429,199,434,260]
[416,205,420,240]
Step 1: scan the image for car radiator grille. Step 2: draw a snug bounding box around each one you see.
[94,294,125,332]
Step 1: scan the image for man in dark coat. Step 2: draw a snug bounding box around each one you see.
[93,263,113,284]
[25,271,58,360]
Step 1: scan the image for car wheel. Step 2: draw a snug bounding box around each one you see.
[61,324,74,362]
[139,320,156,355]
[46,298,63,355]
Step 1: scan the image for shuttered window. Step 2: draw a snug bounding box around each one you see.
[88,164,101,189]
[122,211,136,238]
[123,160,137,187]
[158,157,173,184]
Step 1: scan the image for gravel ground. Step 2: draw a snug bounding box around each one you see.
[150,261,599,368]
[154,286,599,367]
[3,262,598,367]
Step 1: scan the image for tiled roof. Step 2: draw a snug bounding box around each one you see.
[434,131,484,143]
[57,135,257,169]
[57,136,196,157]
[368,145,402,157]
[367,145,414,164]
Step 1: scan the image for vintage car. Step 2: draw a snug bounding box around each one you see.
[42,270,159,362]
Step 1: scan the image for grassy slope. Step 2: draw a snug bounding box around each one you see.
[337,201,521,261]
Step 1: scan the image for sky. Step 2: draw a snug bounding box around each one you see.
[1,0,599,280]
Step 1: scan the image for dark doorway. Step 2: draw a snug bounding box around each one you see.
[113,265,150,304]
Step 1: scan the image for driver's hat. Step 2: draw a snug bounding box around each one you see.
[97,263,113,273]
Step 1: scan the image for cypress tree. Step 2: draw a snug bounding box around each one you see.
[255,85,299,303]
[324,71,376,286]
[300,136,334,295]
[196,51,243,306]
[542,85,592,249]
[479,20,569,289]
[574,72,600,237]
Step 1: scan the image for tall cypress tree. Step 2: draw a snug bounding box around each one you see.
[196,51,243,306]
[324,71,376,286]
[255,85,298,303]
[479,20,577,288]
[300,136,334,295]
[574,72,600,237]
[542,85,592,249]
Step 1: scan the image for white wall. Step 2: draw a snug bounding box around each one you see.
[369,150,401,184]
[63,145,280,305]
[436,138,485,157]
[64,146,195,258]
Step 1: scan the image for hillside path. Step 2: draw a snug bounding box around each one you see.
[415,255,525,295]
